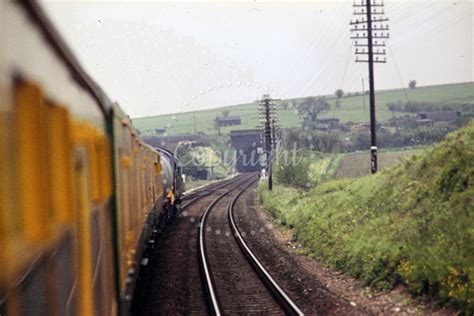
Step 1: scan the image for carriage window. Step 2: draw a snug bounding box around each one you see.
[45,101,74,225]
[14,81,51,242]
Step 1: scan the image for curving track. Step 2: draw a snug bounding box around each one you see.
[133,173,254,314]
[198,173,303,315]
[134,173,364,315]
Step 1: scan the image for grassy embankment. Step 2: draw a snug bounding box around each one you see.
[133,82,474,136]
[258,122,474,312]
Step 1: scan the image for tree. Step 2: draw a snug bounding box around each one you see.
[335,89,344,99]
[222,110,230,117]
[213,118,221,135]
[409,80,417,89]
[297,96,331,123]
[335,89,344,109]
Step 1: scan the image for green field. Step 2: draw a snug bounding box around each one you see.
[133,82,474,136]
[334,149,422,179]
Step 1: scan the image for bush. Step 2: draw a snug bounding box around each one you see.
[273,153,311,189]
[283,129,342,153]
[386,100,473,113]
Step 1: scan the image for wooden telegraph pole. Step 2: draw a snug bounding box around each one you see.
[258,94,280,191]
[350,0,389,173]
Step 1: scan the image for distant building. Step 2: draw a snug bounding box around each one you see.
[309,123,329,131]
[316,118,340,125]
[416,111,462,125]
[350,122,382,132]
[215,116,241,127]
[302,118,339,131]
[415,119,433,127]
[302,121,329,131]
[155,128,166,135]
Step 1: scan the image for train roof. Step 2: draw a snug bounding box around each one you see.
[155,147,181,166]
[19,1,115,116]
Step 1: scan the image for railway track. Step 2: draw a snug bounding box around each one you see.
[135,173,364,315]
[179,174,245,211]
[133,173,256,314]
[198,173,304,315]
[181,174,240,203]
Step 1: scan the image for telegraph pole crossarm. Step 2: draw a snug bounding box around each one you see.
[257,94,280,191]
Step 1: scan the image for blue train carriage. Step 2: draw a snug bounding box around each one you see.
[0,1,117,315]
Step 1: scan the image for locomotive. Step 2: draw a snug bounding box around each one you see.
[0,2,183,315]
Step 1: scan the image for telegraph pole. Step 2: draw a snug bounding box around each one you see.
[258,94,280,191]
[350,0,389,173]
[362,77,366,111]
[271,119,277,150]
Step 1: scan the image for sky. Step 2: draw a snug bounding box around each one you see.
[41,1,473,118]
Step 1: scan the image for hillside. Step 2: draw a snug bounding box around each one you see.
[258,120,474,312]
[333,149,421,179]
[133,82,474,136]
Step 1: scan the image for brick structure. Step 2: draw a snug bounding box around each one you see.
[229,129,262,172]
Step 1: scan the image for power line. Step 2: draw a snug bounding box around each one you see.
[387,42,410,104]
[329,40,355,129]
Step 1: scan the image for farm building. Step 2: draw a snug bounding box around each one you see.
[215,116,242,127]
[155,128,166,135]
[350,122,382,132]
[316,118,340,125]
[302,121,330,131]
[416,111,462,126]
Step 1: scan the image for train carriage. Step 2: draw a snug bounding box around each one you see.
[0,2,183,315]
[110,104,166,311]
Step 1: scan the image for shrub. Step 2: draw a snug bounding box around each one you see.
[273,153,311,189]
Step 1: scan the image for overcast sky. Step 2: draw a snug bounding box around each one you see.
[42,1,473,118]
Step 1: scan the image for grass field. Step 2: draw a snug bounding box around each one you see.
[133,82,474,136]
[334,149,422,179]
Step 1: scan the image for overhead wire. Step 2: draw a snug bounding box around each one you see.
[387,42,410,104]
[328,40,354,130]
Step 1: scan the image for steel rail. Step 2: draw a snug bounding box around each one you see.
[228,177,305,316]
[180,174,246,210]
[181,174,240,201]
[197,173,254,316]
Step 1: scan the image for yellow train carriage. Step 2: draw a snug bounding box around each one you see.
[111,105,165,310]
[0,2,118,315]
[0,2,172,315]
